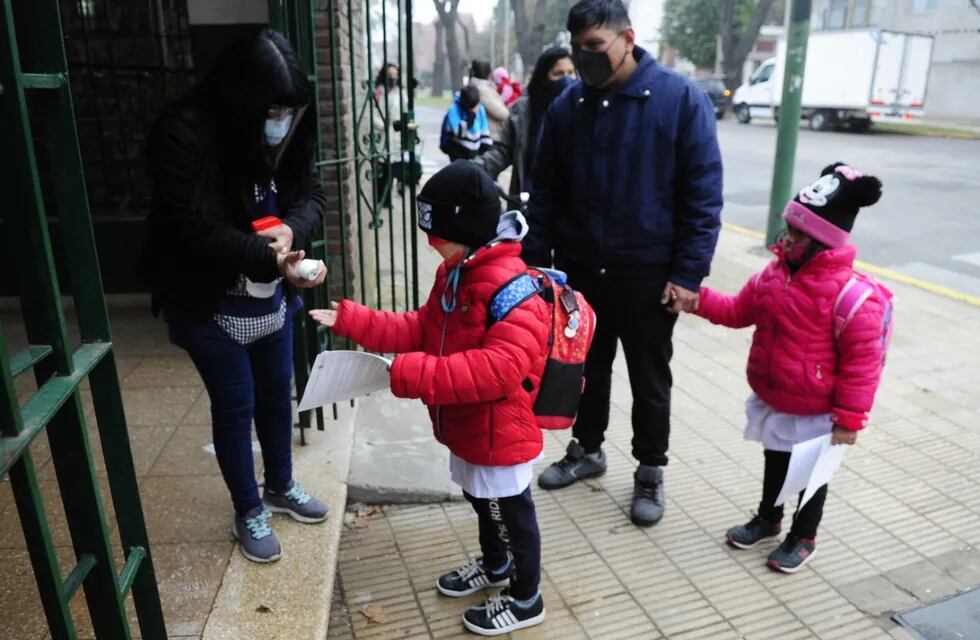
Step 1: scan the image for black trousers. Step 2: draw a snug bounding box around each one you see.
[464,488,541,600]
[567,266,678,466]
[758,449,828,539]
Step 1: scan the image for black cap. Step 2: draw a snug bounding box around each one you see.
[417,160,502,247]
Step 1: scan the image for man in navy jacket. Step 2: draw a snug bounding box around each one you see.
[529,0,723,527]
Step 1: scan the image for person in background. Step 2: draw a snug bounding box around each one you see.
[145,29,328,564]
[310,161,550,635]
[693,163,886,573]
[469,59,510,139]
[440,85,493,161]
[492,66,524,108]
[373,62,406,207]
[475,48,576,196]
[526,0,723,528]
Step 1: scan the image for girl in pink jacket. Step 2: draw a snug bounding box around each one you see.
[694,163,886,573]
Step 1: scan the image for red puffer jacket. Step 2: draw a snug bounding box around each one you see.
[332,242,550,465]
[696,244,885,430]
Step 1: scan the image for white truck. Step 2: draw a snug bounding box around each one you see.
[733,29,934,132]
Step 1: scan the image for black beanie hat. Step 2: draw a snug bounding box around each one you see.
[417,160,502,247]
[783,162,882,248]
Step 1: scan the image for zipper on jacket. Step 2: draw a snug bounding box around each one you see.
[816,364,823,381]
[435,309,449,442]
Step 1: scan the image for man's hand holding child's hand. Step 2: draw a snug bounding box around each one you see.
[831,425,858,446]
[661,282,699,314]
[309,302,340,328]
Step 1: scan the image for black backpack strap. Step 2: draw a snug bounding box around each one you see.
[489,273,543,323]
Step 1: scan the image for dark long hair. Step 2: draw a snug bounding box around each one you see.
[196,28,315,208]
[375,62,400,89]
[526,48,573,170]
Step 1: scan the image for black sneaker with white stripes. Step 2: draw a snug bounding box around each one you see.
[463,590,546,636]
[436,556,510,597]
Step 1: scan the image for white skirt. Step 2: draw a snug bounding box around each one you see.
[744,394,832,452]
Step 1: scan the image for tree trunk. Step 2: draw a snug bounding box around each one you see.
[720,0,776,88]
[434,0,464,91]
[510,0,548,74]
[431,19,446,96]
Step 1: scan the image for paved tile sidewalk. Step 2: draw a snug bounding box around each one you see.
[327,229,980,640]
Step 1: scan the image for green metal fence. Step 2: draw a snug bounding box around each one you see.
[275,0,421,437]
[1,0,167,637]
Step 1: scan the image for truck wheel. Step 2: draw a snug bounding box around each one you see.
[735,104,751,124]
[810,110,832,132]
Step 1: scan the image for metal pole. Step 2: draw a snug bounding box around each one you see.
[764,0,811,246]
[490,3,495,68]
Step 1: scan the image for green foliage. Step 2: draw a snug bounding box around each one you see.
[661,0,758,69]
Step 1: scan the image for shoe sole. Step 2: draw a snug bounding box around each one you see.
[231,526,282,564]
[768,548,818,574]
[537,468,606,491]
[462,609,546,636]
[630,512,663,528]
[263,501,329,524]
[727,531,780,550]
[436,578,510,598]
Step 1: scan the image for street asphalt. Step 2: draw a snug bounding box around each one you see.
[415,104,980,298]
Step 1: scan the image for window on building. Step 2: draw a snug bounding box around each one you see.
[825,0,850,29]
[910,0,939,13]
[851,0,871,26]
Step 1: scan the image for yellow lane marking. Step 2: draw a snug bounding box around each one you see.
[721,222,980,308]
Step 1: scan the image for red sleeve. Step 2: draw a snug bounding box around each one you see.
[695,273,759,329]
[832,295,886,431]
[389,301,548,405]
[332,299,426,354]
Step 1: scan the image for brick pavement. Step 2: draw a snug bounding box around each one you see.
[326,229,980,640]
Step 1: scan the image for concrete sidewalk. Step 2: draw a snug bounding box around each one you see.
[326,229,980,640]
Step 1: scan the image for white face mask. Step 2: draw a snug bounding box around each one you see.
[264,112,294,146]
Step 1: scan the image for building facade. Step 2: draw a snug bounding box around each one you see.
[809,0,980,121]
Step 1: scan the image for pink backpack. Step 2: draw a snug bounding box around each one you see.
[833,273,895,363]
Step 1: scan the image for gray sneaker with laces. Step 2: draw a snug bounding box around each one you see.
[537,440,607,490]
[233,507,281,563]
[263,480,328,523]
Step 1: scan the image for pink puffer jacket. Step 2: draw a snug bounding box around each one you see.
[696,244,885,430]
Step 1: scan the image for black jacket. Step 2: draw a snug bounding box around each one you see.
[473,96,530,196]
[144,101,326,320]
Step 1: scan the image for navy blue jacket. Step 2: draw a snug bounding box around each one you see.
[525,48,723,291]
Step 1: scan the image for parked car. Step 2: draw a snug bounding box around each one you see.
[694,76,732,120]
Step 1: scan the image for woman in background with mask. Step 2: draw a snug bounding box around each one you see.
[473,48,576,196]
[145,29,328,564]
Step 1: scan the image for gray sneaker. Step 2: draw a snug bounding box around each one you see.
[537,441,607,490]
[263,480,328,524]
[631,465,665,527]
[233,507,281,563]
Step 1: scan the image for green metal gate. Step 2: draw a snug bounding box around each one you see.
[272,0,422,436]
[1,0,167,638]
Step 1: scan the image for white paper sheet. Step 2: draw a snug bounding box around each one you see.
[775,434,848,508]
[298,350,392,412]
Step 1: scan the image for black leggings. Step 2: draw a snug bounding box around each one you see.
[464,488,541,600]
[758,449,828,539]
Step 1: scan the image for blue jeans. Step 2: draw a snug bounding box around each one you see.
[168,309,295,515]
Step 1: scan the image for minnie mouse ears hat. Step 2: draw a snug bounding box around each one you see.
[417,160,502,248]
[783,162,882,248]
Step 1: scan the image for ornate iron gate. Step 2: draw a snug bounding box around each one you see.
[274,0,421,435]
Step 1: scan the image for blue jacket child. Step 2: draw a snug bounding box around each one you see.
[525,47,723,291]
[441,85,493,162]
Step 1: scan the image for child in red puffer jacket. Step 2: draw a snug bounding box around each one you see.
[691,163,887,573]
[310,161,549,636]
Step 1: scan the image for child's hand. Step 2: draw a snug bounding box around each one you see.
[831,425,858,446]
[309,302,340,328]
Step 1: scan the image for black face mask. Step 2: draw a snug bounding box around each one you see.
[573,34,627,88]
[542,75,575,101]
[387,77,399,89]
